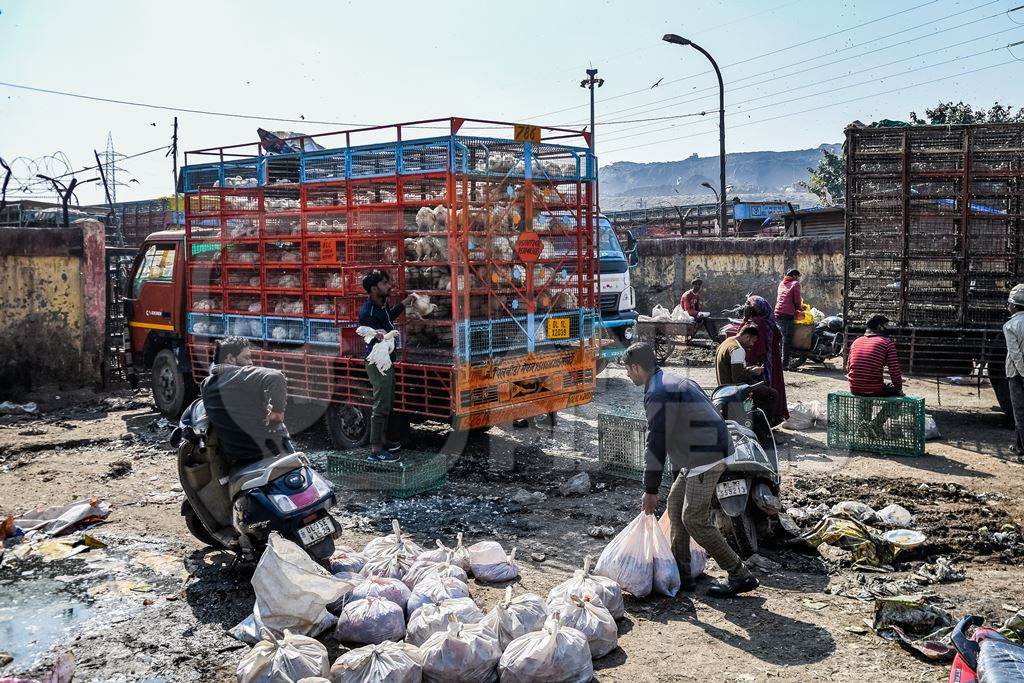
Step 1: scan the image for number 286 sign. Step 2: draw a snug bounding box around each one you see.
[514,124,542,143]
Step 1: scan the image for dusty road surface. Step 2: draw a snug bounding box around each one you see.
[1,352,1022,682]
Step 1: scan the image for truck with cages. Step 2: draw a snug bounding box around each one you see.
[124,117,600,446]
[844,122,1024,415]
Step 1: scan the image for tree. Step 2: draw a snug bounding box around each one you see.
[909,101,1024,125]
[800,147,845,207]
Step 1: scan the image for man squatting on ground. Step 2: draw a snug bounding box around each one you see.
[623,342,758,597]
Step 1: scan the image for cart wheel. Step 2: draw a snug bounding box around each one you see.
[654,334,675,366]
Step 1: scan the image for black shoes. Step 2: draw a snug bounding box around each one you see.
[680,578,697,592]
[385,441,402,453]
[706,575,760,598]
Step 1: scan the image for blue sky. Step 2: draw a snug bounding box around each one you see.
[1,0,1022,204]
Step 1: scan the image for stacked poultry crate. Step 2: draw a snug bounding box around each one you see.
[181,119,599,429]
[845,123,1024,374]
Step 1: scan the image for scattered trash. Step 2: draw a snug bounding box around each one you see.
[916,556,966,584]
[105,459,132,479]
[467,542,519,583]
[924,415,941,440]
[531,553,546,563]
[498,617,594,683]
[802,599,829,610]
[882,529,927,550]
[559,472,591,496]
[0,651,74,683]
[804,516,899,570]
[231,534,355,643]
[512,489,548,506]
[877,504,914,528]
[547,556,624,620]
[830,501,879,525]
[846,624,870,634]
[784,504,830,525]
[236,629,330,683]
[0,401,38,415]
[587,525,615,539]
[329,641,423,683]
[781,401,826,430]
[419,615,502,682]
[872,596,955,661]
[406,597,485,647]
[14,498,112,536]
[334,596,406,645]
[594,512,680,597]
[747,553,782,573]
[549,595,618,659]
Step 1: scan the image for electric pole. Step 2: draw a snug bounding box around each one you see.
[579,68,604,154]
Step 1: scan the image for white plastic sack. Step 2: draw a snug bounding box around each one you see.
[669,305,695,323]
[924,414,941,440]
[405,554,468,590]
[418,533,471,573]
[657,512,708,580]
[498,617,593,683]
[363,520,425,559]
[328,546,367,575]
[357,327,399,373]
[232,534,355,643]
[780,400,825,430]
[549,595,618,659]
[406,597,485,647]
[334,597,406,645]
[547,556,624,619]
[594,513,679,597]
[467,543,519,583]
[351,575,410,611]
[329,641,423,683]
[419,615,502,683]
[408,575,471,616]
[479,586,547,650]
[237,629,329,683]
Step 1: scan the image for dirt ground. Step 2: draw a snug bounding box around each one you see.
[1,349,1023,683]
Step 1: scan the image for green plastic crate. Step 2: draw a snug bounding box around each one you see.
[826,391,926,457]
[325,450,448,498]
[597,412,674,489]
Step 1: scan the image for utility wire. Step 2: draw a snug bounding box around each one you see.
[15,145,171,191]
[602,59,1018,155]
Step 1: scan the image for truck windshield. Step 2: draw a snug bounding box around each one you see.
[599,218,624,256]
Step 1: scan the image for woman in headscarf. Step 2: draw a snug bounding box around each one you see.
[741,295,789,425]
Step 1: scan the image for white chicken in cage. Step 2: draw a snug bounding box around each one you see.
[432,205,448,228]
[248,276,261,287]
[325,272,343,290]
[489,236,514,261]
[415,206,437,231]
[279,251,301,262]
[312,302,334,316]
[246,301,262,313]
[235,252,259,262]
[406,293,438,320]
[270,326,289,340]
[275,274,300,289]
[192,298,216,311]
[315,330,337,343]
[273,299,303,314]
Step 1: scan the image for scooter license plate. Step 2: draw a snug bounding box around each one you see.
[716,479,748,499]
[297,517,333,546]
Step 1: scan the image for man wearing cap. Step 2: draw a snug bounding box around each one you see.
[774,269,803,368]
[680,278,719,341]
[1003,284,1024,453]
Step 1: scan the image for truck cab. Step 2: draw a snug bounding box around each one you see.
[123,230,194,416]
[596,215,638,367]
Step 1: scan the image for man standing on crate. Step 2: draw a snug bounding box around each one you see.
[623,342,758,598]
[847,314,904,437]
[680,278,719,341]
[1003,284,1024,455]
[360,270,416,463]
[774,269,803,368]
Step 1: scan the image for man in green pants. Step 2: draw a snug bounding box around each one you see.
[359,270,414,462]
[623,342,758,597]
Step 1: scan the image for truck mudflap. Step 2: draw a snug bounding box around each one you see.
[453,346,596,430]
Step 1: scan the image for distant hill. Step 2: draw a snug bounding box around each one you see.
[599,143,842,209]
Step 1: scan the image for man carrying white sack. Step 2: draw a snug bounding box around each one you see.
[623,342,758,597]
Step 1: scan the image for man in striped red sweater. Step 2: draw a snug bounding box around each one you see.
[847,314,903,434]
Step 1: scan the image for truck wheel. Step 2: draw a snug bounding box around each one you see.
[325,404,370,449]
[152,349,193,418]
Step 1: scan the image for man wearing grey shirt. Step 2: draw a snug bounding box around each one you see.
[623,342,757,598]
[1003,284,1024,455]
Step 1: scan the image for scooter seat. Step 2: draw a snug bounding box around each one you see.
[978,637,1024,683]
[228,452,308,499]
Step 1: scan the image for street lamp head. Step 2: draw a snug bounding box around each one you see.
[700,181,713,190]
[663,33,691,46]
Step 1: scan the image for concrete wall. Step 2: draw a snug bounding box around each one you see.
[0,220,106,394]
[632,236,845,318]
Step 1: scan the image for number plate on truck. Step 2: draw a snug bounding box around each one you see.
[716,479,748,499]
[297,517,333,546]
[546,317,570,339]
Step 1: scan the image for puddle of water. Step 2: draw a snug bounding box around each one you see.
[0,572,93,668]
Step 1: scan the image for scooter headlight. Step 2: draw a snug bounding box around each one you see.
[309,471,333,499]
[270,493,298,513]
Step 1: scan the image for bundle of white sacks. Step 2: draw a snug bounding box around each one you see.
[236,520,626,683]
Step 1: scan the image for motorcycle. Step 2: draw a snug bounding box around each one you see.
[708,382,782,557]
[789,314,844,369]
[949,614,1024,683]
[171,398,341,562]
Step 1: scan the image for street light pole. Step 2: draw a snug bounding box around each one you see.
[580,68,604,154]
[663,34,727,236]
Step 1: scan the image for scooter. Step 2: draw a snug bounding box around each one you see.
[709,382,782,557]
[171,398,341,562]
[789,315,844,369]
[949,615,1024,682]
